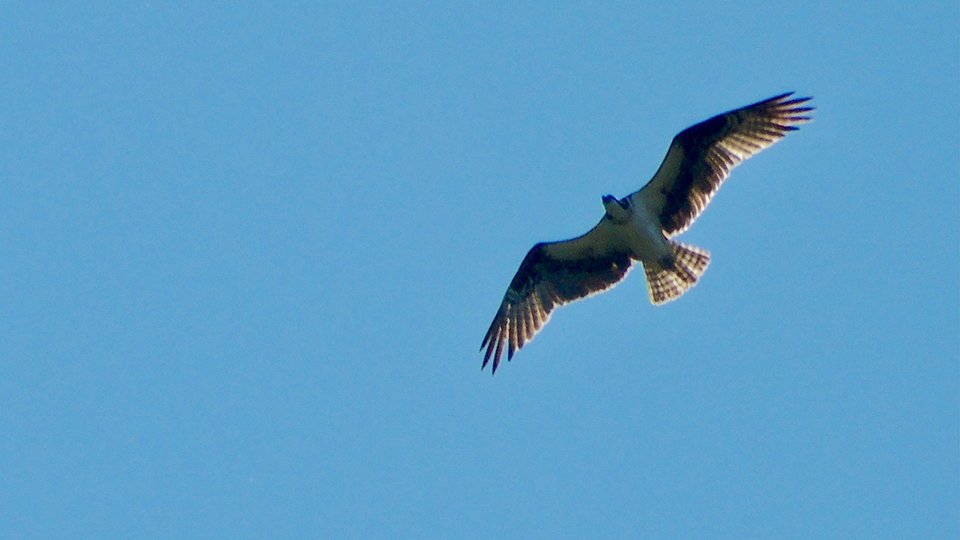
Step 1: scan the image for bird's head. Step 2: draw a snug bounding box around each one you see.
[602,194,630,222]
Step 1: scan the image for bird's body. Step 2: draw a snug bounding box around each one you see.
[544,200,667,267]
[481,93,813,373]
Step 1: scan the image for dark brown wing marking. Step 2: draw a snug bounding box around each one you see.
[480,243,632,374]
[641,93,813,237]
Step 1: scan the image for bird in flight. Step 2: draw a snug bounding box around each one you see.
[480,92,813,373]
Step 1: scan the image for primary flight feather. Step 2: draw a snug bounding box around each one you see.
[480,92,814,373]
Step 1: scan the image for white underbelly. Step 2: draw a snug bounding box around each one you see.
[623,208,672,262]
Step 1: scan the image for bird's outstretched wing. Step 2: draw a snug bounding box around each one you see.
[480,221,633,374]
[637,93,813,236]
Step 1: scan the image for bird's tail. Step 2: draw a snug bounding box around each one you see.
[643,242,711,305]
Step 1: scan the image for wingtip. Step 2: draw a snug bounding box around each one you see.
[768,92,813,105]
[481,340,506,375]
[481,347,498,374]
[769,91,796,101]
[779,95,814,108]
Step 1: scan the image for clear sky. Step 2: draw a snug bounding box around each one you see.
[1,1,957,539]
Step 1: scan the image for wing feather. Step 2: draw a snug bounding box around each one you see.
[637,92,813,236]
[480,238,633,374]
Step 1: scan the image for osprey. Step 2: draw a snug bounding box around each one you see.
[481,92,813,373]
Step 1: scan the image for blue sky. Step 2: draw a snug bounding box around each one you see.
[1,1,957,538]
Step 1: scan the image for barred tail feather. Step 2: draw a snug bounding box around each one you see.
[643,242,711,305]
